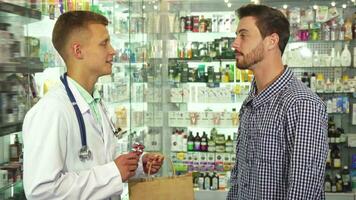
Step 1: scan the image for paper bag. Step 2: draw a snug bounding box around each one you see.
[129,157,194,200]
[128,174,194,200]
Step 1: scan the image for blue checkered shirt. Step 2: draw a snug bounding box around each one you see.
[227,68,328,200]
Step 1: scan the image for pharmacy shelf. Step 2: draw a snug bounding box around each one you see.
[170,125,238,129]
[288,40,355,44]
[0,62,44,73]
[172,58,236,63]
[194,190,355,200]
[289,66,354,68]
[169,82,251,86]
[175,32,236,42]
[113,32,147,41]
[0,122,22,137]
[0,1,41,24]
[170,101,246,105]
[0,180,22,193]
[317,92,354,95]
[112,62,147,67]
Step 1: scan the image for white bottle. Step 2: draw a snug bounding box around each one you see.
[212,15,218,33]
[341,44,352,67]
[334,78,343,93]
[310,73,316,92]
[182,132,187,152]
[230,15,237,33]
[144,133,153,151]
[330,48,336,66]
[153,133,161,152]
[334,51,341,66]
[224,17,231,32]
[171,131,177,152]
[325,78,333,93]
[218,16,225,32]
[353,47,356,67]
[176,131,183,152]
[326,99,333,113]
[313,51,320,67]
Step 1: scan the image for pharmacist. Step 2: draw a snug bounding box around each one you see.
[22,11,164,200]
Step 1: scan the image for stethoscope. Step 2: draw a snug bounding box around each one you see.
[60,73,125,162]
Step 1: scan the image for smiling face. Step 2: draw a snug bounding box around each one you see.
[232,16,266,70]
[80,23,116,78]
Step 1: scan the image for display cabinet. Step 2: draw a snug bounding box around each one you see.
[143,0,356,199]
[0,0,355,200]
[0,1,44,199]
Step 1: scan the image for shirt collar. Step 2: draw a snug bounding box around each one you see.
[66,76,101,114]
[246,67,293,108]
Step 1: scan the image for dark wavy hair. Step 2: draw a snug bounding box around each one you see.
[236,4,290,54]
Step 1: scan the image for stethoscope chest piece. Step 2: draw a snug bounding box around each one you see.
[79,145,92,162]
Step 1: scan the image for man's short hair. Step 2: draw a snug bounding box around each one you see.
[236,4,290,54]
[52,11,108,60]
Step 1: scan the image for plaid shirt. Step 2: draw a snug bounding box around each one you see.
[227,68,328,200]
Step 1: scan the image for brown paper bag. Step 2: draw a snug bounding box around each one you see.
[128,158,194,200]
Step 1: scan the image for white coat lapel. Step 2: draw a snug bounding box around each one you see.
[98,102,115,162]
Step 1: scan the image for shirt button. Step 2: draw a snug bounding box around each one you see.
[244,183,249,188]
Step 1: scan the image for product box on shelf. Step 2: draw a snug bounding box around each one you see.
[169,111,190,127]
[170,88,183,103]
[146,87,162,103]
[221,111,233,127]
[207,152,216,171]
[132,111,144,127]
[215,153,224,172]
[199,152,208,171]
[200,111,213,127]
[223,153,233,171]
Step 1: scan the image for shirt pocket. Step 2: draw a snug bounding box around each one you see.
[252,130,282,163]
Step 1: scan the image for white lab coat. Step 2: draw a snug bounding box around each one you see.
[23,79,144,200]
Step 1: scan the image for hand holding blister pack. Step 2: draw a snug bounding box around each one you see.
[131,142,145,156]
[114,142,145,182]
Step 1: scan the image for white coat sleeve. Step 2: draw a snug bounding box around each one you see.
[23,99,123,200]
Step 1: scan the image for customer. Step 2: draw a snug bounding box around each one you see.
[227,4,328,200]
[23,10,164,200]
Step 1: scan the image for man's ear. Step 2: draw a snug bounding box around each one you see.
[71,43,83,59]
[266,33,280,51]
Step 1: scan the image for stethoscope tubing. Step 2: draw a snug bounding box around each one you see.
[60,73,88,147]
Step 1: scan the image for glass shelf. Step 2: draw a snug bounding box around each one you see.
[171,58,235,63]
[170,100,247,104]
[0,1,41,24]
[170,125,238,128]
[289,66,353,68]
[0,180,25,200]
[174,32,236,41]
[112,32,147,41]
[0,122,22,137]
[288,40,355,44]
[317,92,354,95]
[0,180,22,193]
[328,112,350,115]
[0,62,44,73]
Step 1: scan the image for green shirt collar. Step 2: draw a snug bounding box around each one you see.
[67,76,101,105]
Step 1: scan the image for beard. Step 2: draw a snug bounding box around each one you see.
[236,41,265,70]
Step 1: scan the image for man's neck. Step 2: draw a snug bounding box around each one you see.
[252,58,285,94]
[67,70,97,95]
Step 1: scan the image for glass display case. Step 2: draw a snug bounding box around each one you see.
[0,0,355,199]
[0,1,44,199]
[143,0,356,199]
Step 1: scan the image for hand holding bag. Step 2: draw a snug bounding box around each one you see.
[128,157,194,200]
